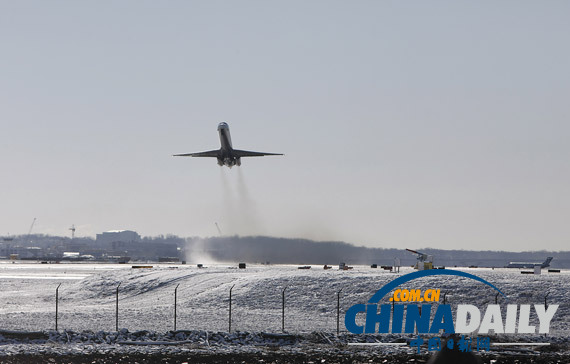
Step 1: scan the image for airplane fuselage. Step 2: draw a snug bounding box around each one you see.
[217,122,241,167]
[506,257,553,269]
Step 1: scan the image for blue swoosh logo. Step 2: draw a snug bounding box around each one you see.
[367,269,507,304]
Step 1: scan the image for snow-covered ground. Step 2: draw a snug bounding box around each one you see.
[0,262,568,334]
[0,262,568,361]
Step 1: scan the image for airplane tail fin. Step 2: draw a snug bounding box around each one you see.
[542,257,553,268]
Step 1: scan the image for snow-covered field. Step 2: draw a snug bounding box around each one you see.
[0,262,568,334]
[0,262,568,361]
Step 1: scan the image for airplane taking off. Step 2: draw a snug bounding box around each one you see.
[173,122,283,167]
[506,257,553,269]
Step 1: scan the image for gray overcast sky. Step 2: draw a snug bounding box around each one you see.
[1,1,569,251]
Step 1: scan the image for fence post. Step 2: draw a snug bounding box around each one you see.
[282,286,287,333]
[174,284,180,331]
[55,283,61,331]
[229,284,235,333]
[544,292,550,337]
[337,288,343,335]
[116,282,121,331]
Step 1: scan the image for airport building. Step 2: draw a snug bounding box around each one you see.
[96,230,141,245]
[95,230,179,261]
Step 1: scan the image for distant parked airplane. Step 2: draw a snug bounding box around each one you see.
[173,122,283,167]
[506,257,553,269]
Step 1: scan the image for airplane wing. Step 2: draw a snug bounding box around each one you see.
[232,149,283,157]
[172,150,219,157]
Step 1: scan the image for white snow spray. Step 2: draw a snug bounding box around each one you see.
[184,237,220,264]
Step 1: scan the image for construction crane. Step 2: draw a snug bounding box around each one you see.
[215,222,222,236]
[28,218,36,235]
[27,218,37,244]
[406,248,434,270]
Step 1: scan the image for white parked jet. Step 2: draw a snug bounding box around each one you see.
[506,257,553,269]
[173,122,283,167]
